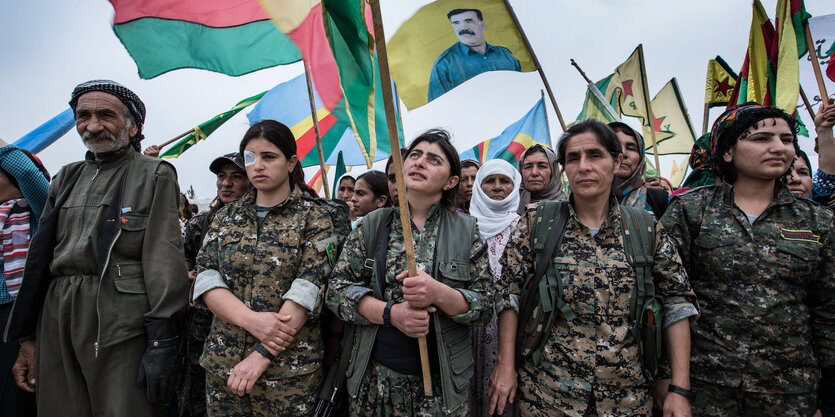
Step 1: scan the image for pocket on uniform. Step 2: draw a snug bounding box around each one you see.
[437,260,470,289]
[775,239,819,279]
[114,213,148,258]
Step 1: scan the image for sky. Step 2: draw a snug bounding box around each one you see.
[1,0,834,200]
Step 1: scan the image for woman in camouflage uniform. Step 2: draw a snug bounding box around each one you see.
[192,120,335,416]
[660,104,835,416]
[327,129,493,416]
[491,120,698,417]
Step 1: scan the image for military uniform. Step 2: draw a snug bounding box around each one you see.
[326,203,493,416]
[660,183,835,416]
[498,199,697,417]
[181,210,217,417]
[194,190,334,416]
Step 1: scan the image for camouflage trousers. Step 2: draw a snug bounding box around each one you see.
[179,307,213,417]
[516,363,650,417]
[690,378,818,417]
[350,361,469,417]
[205,367,322,417]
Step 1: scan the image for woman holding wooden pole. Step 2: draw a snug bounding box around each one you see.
[326,130,493,416]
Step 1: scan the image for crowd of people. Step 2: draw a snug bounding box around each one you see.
[0,80,833,417]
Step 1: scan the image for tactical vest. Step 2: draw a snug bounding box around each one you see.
[344,207,478,414]
[517,200,663,382]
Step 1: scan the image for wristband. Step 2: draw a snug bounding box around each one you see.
[667,384,696,401]
[383,300,395,327]
[253,343,275,361]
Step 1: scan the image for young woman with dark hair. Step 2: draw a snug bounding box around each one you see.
[327,129,492,416]
[660,104,835,416]
[351,170,391,220]
[192,120,335,416]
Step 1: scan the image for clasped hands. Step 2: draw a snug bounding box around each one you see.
[389,270,443,338]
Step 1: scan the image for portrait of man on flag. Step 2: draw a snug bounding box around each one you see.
[388,0,536,110]
[428,7,521,101]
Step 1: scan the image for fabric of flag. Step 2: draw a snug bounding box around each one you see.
[574,74,621,124]
[13,108,75,154]
[614,45,653,127]
[256,0,345,110]
[258,0,382,167]
[642,78,698,155]
[827,40,835,83]
[160,91,265,158]
[459,97,549,168]
[705,56,738,108]
[387,0,536,110]
[331,151,346,199]
[307,165,329,196]
[110,0,301,79]
[773,0,810,113]
[728,0,775,108]
[246,74,400,167]
[669,158,688,188]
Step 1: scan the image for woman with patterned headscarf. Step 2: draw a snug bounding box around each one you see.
[516,145,566,214]
[608,121,669,219]
[660,103,835,416]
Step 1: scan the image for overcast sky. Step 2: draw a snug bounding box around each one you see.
[1,0,833,199]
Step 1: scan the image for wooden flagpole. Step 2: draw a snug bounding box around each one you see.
[158,128,192,149]
[503,0,567,131]
[799,85,816,120]
[803,22,830,113]
[303,59,331,197]
[369,0,433,397]
[637,44,661,171]
[702,103,710,136]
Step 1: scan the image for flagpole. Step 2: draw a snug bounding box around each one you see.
[303,59,331,198]
[503,0,567,131]
[701,103,710,136]
[540,89,554,148]
[158,128,193,149]
[799,85,816,120]
[803,23,830,113]
[637,44,661,171]
[369,0,433,397]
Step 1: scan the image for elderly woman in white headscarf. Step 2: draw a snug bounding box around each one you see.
[468,159,522,417]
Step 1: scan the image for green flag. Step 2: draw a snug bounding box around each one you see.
[331,151,347,199]
[160,91,265,158]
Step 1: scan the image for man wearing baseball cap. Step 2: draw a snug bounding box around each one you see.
[180,151,251,417]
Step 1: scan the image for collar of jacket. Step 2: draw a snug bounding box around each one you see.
[84,146,136,168]
[719,180,795,209]
[233,188,300,221]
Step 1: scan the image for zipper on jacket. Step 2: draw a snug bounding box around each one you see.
[95,227,122,358]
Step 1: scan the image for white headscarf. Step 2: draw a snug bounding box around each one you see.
[469,159,522,239]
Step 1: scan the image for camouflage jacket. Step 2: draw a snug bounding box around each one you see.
[326,203,493,327]
[498,197,697,394]
[660,182,835,393]
[195,190,335,380]
[184,209,216,266]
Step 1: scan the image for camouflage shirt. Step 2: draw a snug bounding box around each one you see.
[184,209,216,266]
[195,190,335,380]
[326,203,493,327]
[660,182,835,393]
[497,198,697,410]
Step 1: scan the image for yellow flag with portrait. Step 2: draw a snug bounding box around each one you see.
[387,0,535,110]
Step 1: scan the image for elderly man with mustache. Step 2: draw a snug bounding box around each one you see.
[428,8,521,101]
[6,80,189,417]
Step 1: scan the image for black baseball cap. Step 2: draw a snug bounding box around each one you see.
[209,152,246,174]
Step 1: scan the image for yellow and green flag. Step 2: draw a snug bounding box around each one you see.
[160,91,265,158]
[614,45,652,127]
[705,56,738,108]
[574,74,621,124]
[643,78,698,155]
